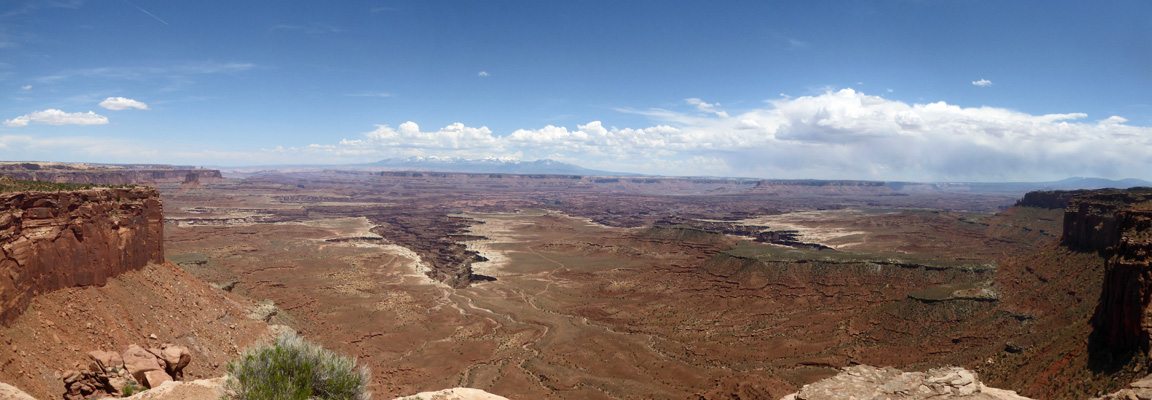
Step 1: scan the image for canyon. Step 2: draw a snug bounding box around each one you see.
[1,164,1151,399]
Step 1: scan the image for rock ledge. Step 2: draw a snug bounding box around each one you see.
[780,365,1031,400]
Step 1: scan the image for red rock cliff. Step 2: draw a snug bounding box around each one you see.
[0,169,222,185]
[1093,205,1152,351]
[1015,190,1086,209]
[0,187,164,323]
[1061,190,1152,252]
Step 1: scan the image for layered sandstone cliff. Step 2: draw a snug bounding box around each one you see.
[0,187,164,323]
[1061,190,1152,252]
[1090,200,1152,351]
[0,170,222,186]
[1012,188,1152,369]
[1015,190,1086,209]
[0,162,221,186]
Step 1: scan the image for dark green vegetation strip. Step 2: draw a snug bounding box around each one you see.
[0,176,138,193]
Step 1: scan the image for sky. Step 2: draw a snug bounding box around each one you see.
[2,0,1151,182]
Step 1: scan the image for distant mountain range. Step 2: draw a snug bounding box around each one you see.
[890,177,1152,194]
[362,156,637,176]
[218,156,1152,193]
[1046,177,1152,189]
[364,158,1152,191]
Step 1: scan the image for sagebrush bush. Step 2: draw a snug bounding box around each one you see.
[226,332,371,400]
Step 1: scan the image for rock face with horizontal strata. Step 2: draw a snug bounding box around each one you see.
[0,187,164,323]
[1093,204,1152,351]
[780,365,1032,400]
[1061,190,1152,252]
[0,162,222,186]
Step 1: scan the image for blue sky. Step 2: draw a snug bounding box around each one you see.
[2,0,1151,181]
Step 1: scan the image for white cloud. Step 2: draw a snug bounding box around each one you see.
[972,79,993,87]
[1099,116,1128,125]
[3,90,1138,182]
[99,97,150,110]
[20,85,31,90]
[285,88,1152,181]
[3,109,109,127]
[342,121,500,150]
[478,71,490,77]
[685,98,729,118]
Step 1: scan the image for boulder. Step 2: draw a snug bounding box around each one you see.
[143,370,173,388]
[0,383,37,400]
[63,343,197,398]
[122,344,164,386]
[88,350,124,374]
[108,376,130,397]
[62,370,82,385]
[160,345,191,379]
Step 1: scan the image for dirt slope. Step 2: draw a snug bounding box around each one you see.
[0,261,270,400]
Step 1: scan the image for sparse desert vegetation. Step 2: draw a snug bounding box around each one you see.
[227,332,370,400]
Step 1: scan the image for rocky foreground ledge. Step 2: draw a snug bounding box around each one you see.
[781,365,1152,400]
[1,379,511,400]
[780,365,1030,400]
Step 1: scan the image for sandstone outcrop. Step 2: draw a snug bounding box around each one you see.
[1091,200,1152,351]
[0,382,37,400]
[1061,190,1152,252]
[1092,373,1152,400]
[62,343,191,399]
[393,387,510,400]
[1015,190,1087,209]
[780,365,1031,400]
[0,187,164,323]
[122,376,229,400]
[0,161,222,185]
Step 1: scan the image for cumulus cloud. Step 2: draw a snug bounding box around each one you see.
[972,79,993,87]
[1099,116,1128,125]
[99,97,150,110]
[478,71,490,77]
[20,85,31,90]
[3,109,109,127]
[341,121,500,150]
[290,89,1152,181]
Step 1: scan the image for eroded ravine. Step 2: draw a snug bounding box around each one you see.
[446,211,720,398]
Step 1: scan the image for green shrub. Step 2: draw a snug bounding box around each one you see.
[226,332,370,400]
[122,379,142,397]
